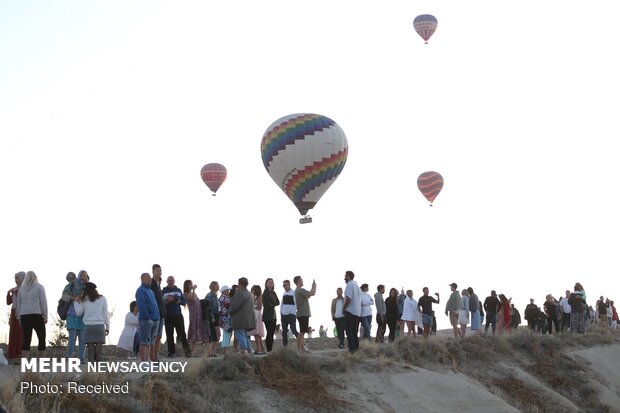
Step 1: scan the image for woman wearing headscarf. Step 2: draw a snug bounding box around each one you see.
[6,271,26,361]
[15,271,48,358]
[64,270,88,363]
[74,282,109,362]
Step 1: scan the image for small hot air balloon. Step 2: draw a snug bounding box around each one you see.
[417,171,443,205]
[200,163,227,196]
[413,14,438,44]
[261,113,348,223]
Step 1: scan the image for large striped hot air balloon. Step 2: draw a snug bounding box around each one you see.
[413,14,438,44]
[260,113,348,223]
[200,163,227,196]
[417,171,443,205]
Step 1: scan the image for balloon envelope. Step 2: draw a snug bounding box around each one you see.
[417,171,443,204]
[261,113,348,216]
[200,163,227,195]
[413,14,438,43]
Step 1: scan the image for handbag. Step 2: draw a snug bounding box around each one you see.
[57,299,70,320]
[57,283,74,320]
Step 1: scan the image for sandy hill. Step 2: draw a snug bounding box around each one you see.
[1,327,619,413]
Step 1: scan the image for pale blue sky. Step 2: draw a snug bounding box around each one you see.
[1,1,619,342]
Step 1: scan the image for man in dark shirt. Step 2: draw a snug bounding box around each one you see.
[418,287,440,339]
[524,299,539,330]
[162,276,191,357]
[543,295,560,334]
[483,290,501,335]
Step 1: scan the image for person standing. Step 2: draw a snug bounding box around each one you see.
[280,280,298,347]
[294,276,316,353]
[397,288,406,338]
[402,290,422,336]
[483,290,501,335]
[445,283,463,338]
[135,273,160,362]
[524,299,539,330]
[162,276,191,358]
[74,282,109,362]
[249,285,266,355]
[596,296,608,325]
[204,281,221,357]
[385,288,399,342]
[331,288,346,349]
[568,285,587,334]
[6,271,26,361]
[343,271,361,353]
[497,294,512,335]
[510,304,521,330]
[418,287,439,339]
[150,264,166,362]
[458,289,470,337]
[544,294,560,334]
[467,287,481,334]
[360,284,374,341]
[559,290,571,331]
[65,271,88,363]
[15,271,48,359]
[374,285,387,343]
[183,280,210,354]
[229,277,255,355]
[218,285,233,354]
[262,278,280,353]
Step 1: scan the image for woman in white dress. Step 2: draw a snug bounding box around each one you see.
[117,301,139,358]
[401,290,422,337]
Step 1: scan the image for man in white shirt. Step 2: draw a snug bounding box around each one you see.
[559,290,572,332]
[280,280,298,347]
[331,288,345,349]
[342,270,361,353]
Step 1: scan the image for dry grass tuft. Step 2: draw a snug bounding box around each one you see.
[254,348,343,410]
[138,377,185,412]
[492,375,551,412]
[204,352,255,381]
[395,336,453,367]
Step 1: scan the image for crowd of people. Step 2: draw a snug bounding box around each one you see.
[4,267,619,364]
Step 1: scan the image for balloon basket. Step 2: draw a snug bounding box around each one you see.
[299,215,313,224]
[212,193,216,196]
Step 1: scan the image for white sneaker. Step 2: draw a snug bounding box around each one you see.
[303,345,309,353]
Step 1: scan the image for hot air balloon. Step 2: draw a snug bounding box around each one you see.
[200,163,227,196]
[260,113,348,223]
[417,171,443,205]
[413,14,438,44]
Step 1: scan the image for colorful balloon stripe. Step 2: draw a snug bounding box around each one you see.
[261,114,335,168]
[261,113,348,218]
[284,148,348,203]
[417,171,443,204]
